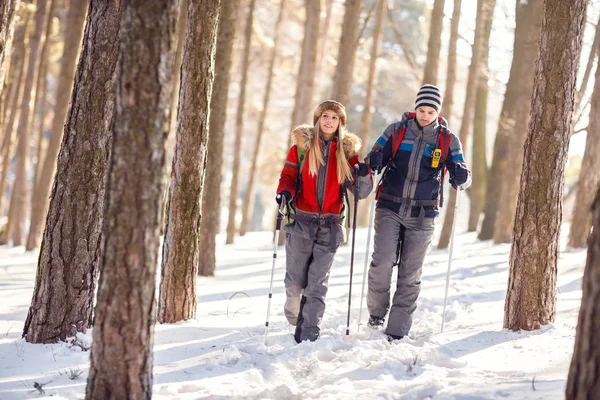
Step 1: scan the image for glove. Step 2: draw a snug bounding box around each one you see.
[449,165,469,189]
[355,162,370,177]
[368,150,384,172]
[276,191,291,204]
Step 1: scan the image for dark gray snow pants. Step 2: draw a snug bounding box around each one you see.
[282,213,344,342]
[367,207,434,337]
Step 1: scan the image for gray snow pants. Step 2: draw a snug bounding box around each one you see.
[367,207,434,337]
[282,213,344,342]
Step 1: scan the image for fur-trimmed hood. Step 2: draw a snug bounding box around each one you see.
[291,125,361,158]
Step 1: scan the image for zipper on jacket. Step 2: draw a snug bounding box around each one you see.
[404,126,424,218]
[317,140,330,215]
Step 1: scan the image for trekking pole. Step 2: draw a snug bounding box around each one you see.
[265,199,286,344]
[346,165,361,335]
[441,189,461,334]
[357,170,379,331]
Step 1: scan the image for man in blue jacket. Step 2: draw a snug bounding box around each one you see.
[367,84,471,341]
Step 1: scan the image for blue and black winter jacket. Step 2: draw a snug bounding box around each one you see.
[371,112,471,218]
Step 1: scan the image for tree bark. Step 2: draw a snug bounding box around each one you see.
[422,0,445,85]
[468,0,495,232]
[85,0,178,397]
[330,0,362,105]
[278,0,320,246]
[566,187,600,399]
[492,0,545,243]
[158,0,219,324]
[574,12,600,119]
[30,0,56,191]
[239,0,286,236]
[225,0,255,245]
[0,0,18,112]
[358,0,385,227]
[0,11,29,218]
[22,1,123,344]
[438,0,485,249]
[26,0,87,251]
[7,0,50,245]
[568,37,600,248]
[478,0,543,241]
[503,0,585,331]
[314,0,334,102]
[198,0,239,276]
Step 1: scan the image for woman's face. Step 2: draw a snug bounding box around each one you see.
[319,110,340,139]
[416,106,438,126]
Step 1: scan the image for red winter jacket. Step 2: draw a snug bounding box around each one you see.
[277,125,362,216]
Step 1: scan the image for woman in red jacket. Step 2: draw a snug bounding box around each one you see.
[276,100,372,343]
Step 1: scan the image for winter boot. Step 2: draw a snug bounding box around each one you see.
[368,315,385,329]
[386,333,403,342]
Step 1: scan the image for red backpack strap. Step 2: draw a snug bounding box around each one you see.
[391,126,407,160]
[437,127,452,208]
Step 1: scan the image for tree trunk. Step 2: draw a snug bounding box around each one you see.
[85,0,178,397]
[438,0,485,249]
[478,0,543,241]
[314,0,334,102]
[503,0,585,331]
[225,0,255,245]
[30,0,56,191]
[26,0,87,251]
[492,0,544,243]
[422,0,445,85]
[566,187,600,399]
[278,0,320,246]
[7,0,50,246]
[239,0,286,236]
[198,0,239,276]
[574,12,600,120]
[358,0,385,227]
[0,12,29,218]
[468,0,495,232]
[442,0,461,127]
[22,0,123,344]
[160,0,187,239]
[158,0,219,324]
[330,0,362,105]
[0,0,18,112]
[568,38,600,248]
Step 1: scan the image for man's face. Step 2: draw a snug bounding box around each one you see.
[416,106,438,126]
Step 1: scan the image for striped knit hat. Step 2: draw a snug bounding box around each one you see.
[415,84,443,113]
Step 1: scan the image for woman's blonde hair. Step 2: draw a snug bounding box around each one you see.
[307,117,354,185]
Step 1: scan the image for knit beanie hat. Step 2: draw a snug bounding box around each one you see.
[313,100,347,127]
[415,84,443,113]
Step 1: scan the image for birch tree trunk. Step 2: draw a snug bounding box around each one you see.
[504,0,585,331]
[85,0,178,397]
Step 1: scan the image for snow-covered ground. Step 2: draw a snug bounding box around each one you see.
[0,221,587,399]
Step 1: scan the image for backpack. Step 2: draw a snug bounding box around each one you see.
[376,113,452,208]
